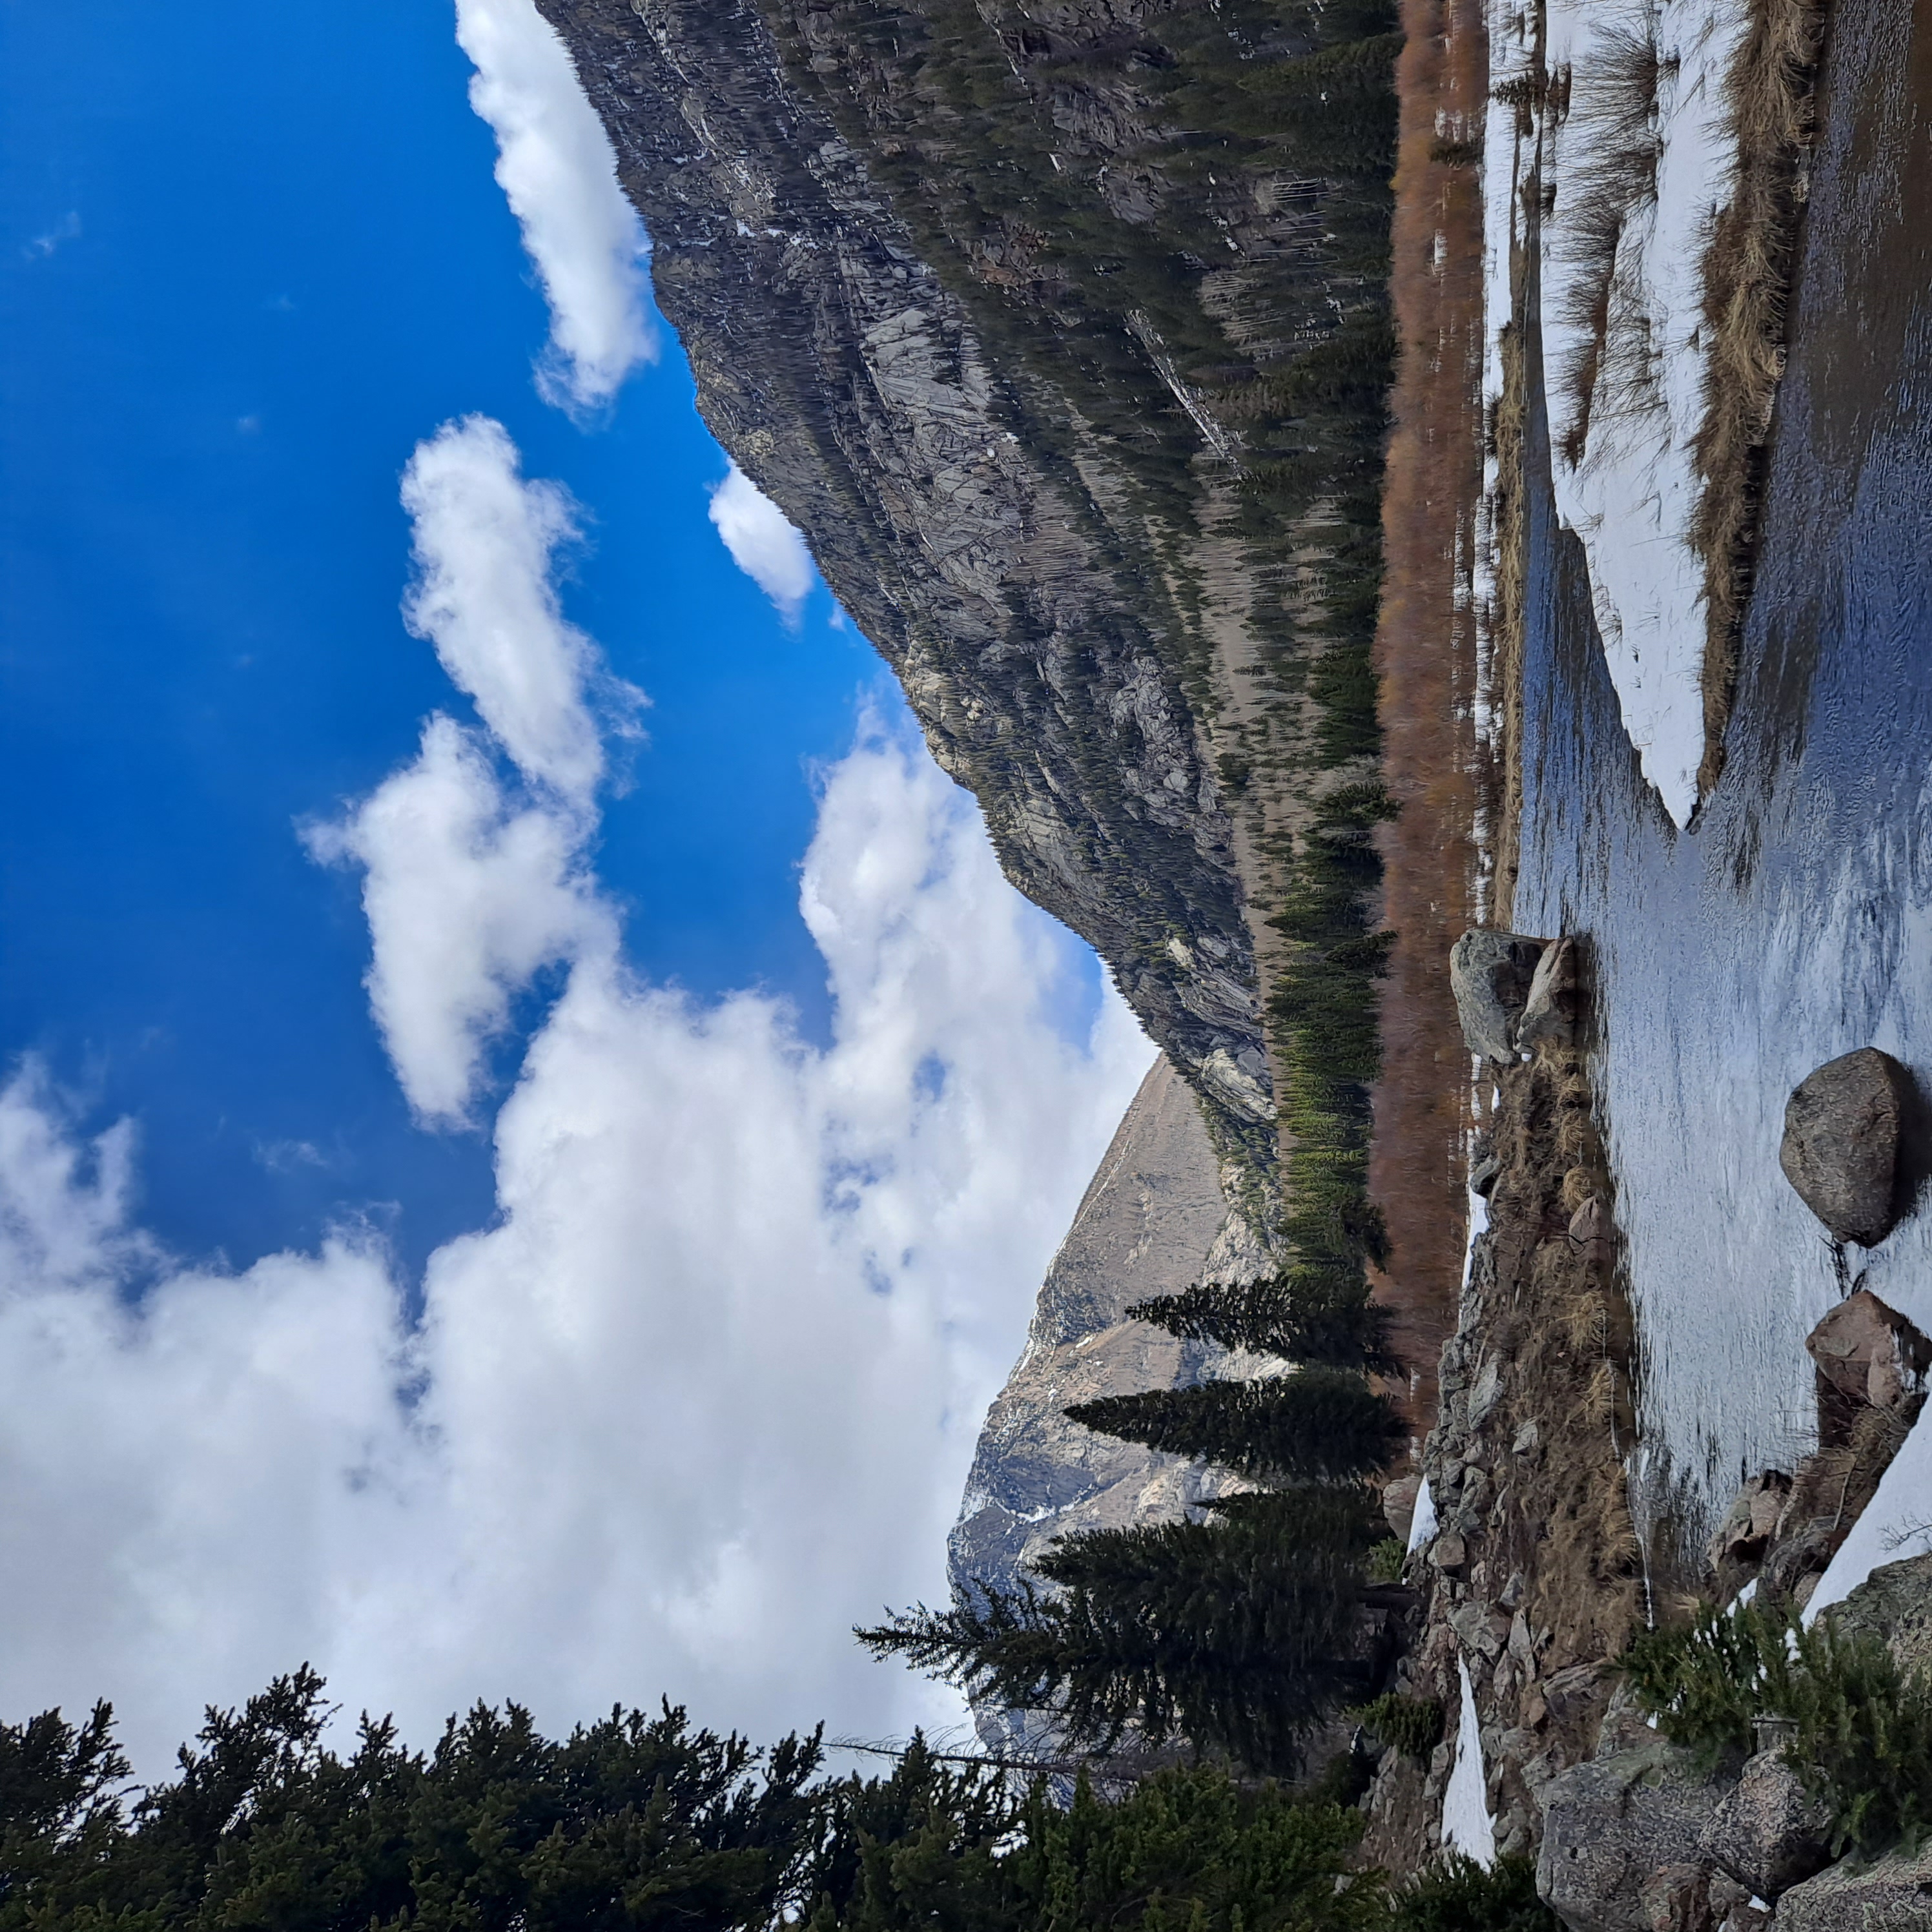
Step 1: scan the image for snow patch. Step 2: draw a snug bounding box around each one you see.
[1408,1474,1440,1556]
[1443,1655,1497,1864]
[1539,0,1752,825]
[1804,1406,1932,1623]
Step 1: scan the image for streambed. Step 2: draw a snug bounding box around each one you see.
[1509,0,1932,1555]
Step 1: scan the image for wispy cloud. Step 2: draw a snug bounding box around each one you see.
[454,0,656,414]
[708,465,819,626]
[0,415,1153,1775]
[22,212,81,261]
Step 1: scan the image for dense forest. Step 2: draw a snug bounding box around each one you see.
[0,1676,1554,1929]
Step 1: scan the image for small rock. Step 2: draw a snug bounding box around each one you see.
[1805,1288,1931,1413]
[1430,1533,1467,1572]
[1639,1861,1715,1932]
[1450,929,1549,1064]
[1523,1689,1548,1727]
[1471,1150,1503,1197]
[1570,1195,1614,1258]
[1513,1419,1542,1455]
[1775,1833,1932,1929]
[1706,1470,1794,1575]
[1778,1047,1915,1246]
[1382,1472,1422,1543]
[1698,1750,1833,1899]
[1501,1567,1528,1608]
[1519,934,1586,1051]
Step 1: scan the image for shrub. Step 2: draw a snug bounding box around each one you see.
[1622,1598,1932,1858]
[1390,1852,1559,1930]
[1353,1692,1443,1762]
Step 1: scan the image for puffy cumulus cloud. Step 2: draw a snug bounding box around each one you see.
[453,0,655,413]
[304,715,609,1125]
[0,735,1152,1776]
[401,416,642,803]
[708,465,818,626]
[0,407,1153,1778]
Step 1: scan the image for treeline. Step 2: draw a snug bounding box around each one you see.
[0,1673,1552,1929]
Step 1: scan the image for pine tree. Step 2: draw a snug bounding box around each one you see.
[1127,1269,1402,1373]
[860,1494,1390,1774]
[1065,1368,1406,1484]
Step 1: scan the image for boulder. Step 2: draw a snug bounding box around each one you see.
[1382,1473,1422,1543]
[1705,1471,1793,1576]
[1519,934,1587,1051]
[1805,1289,1931,1414]
[1823,1550,1932,1686]
[1536,1743,1732,1932]
[1775,1836,1932,1929]
[1778,1048,1915,1246]
[1697,1749,1833,1898]
[1451,930,1548,1064]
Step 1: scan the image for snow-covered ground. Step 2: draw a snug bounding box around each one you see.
[1805,1406,1932,1623]
[1481,0,1756,826]
[1442,1656,1499,1863]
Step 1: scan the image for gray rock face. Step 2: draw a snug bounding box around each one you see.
[532,0,1390,1186]
[947,1054,1268,1751]
[1696,1751,1833,1900]
[1779,1048,1915,1246]
[1824,1550,1932,1686]
[1775,1837,1932,1930]
[1536,1744,1730,1932]
[1450,930,1549,1064]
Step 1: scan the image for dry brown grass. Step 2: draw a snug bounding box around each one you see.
[1689,0,1829,793]
[1485,314,1530,924]
[1365,0,1490,1426]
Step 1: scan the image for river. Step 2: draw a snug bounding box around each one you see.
[1510,0,1932,1557]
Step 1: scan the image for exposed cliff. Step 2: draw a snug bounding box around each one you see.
[534,0,1397,1213]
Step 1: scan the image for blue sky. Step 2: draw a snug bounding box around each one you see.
[1,0,903,1279]
[0,0,1153,1769]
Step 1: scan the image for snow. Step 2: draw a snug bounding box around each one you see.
[1443,1656,1498,1864]
[1408,1474,1440,1556]
[1537,0,1752,825]
[1479,0,1756,824]
[1804,1405,1932,1623]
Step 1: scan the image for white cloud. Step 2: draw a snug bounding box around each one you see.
[709,465,818,626]
[22,212,81,261]
[0,410,1153,1782]
[305,715,608,1125]
[454,0,656,413]
[400,416,641,804]
[0,730,1152,1776]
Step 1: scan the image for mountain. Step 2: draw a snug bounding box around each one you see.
[534,0,1399,1222]
[949,1052,1270,1726]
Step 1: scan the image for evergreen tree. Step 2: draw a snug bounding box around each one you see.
[1128,1269,1402,1373]
[1066,1368,1406,1484]
[860,1496,1392,1773]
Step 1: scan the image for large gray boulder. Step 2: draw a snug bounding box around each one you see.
[1536,1742,1731,1932]
[1450,930,1548,1064]
[1696,1750,1833,1899]
[1824,1550,1932,1685]
[1775,1837,1932,1929]
[1779,1048,1915,1246]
